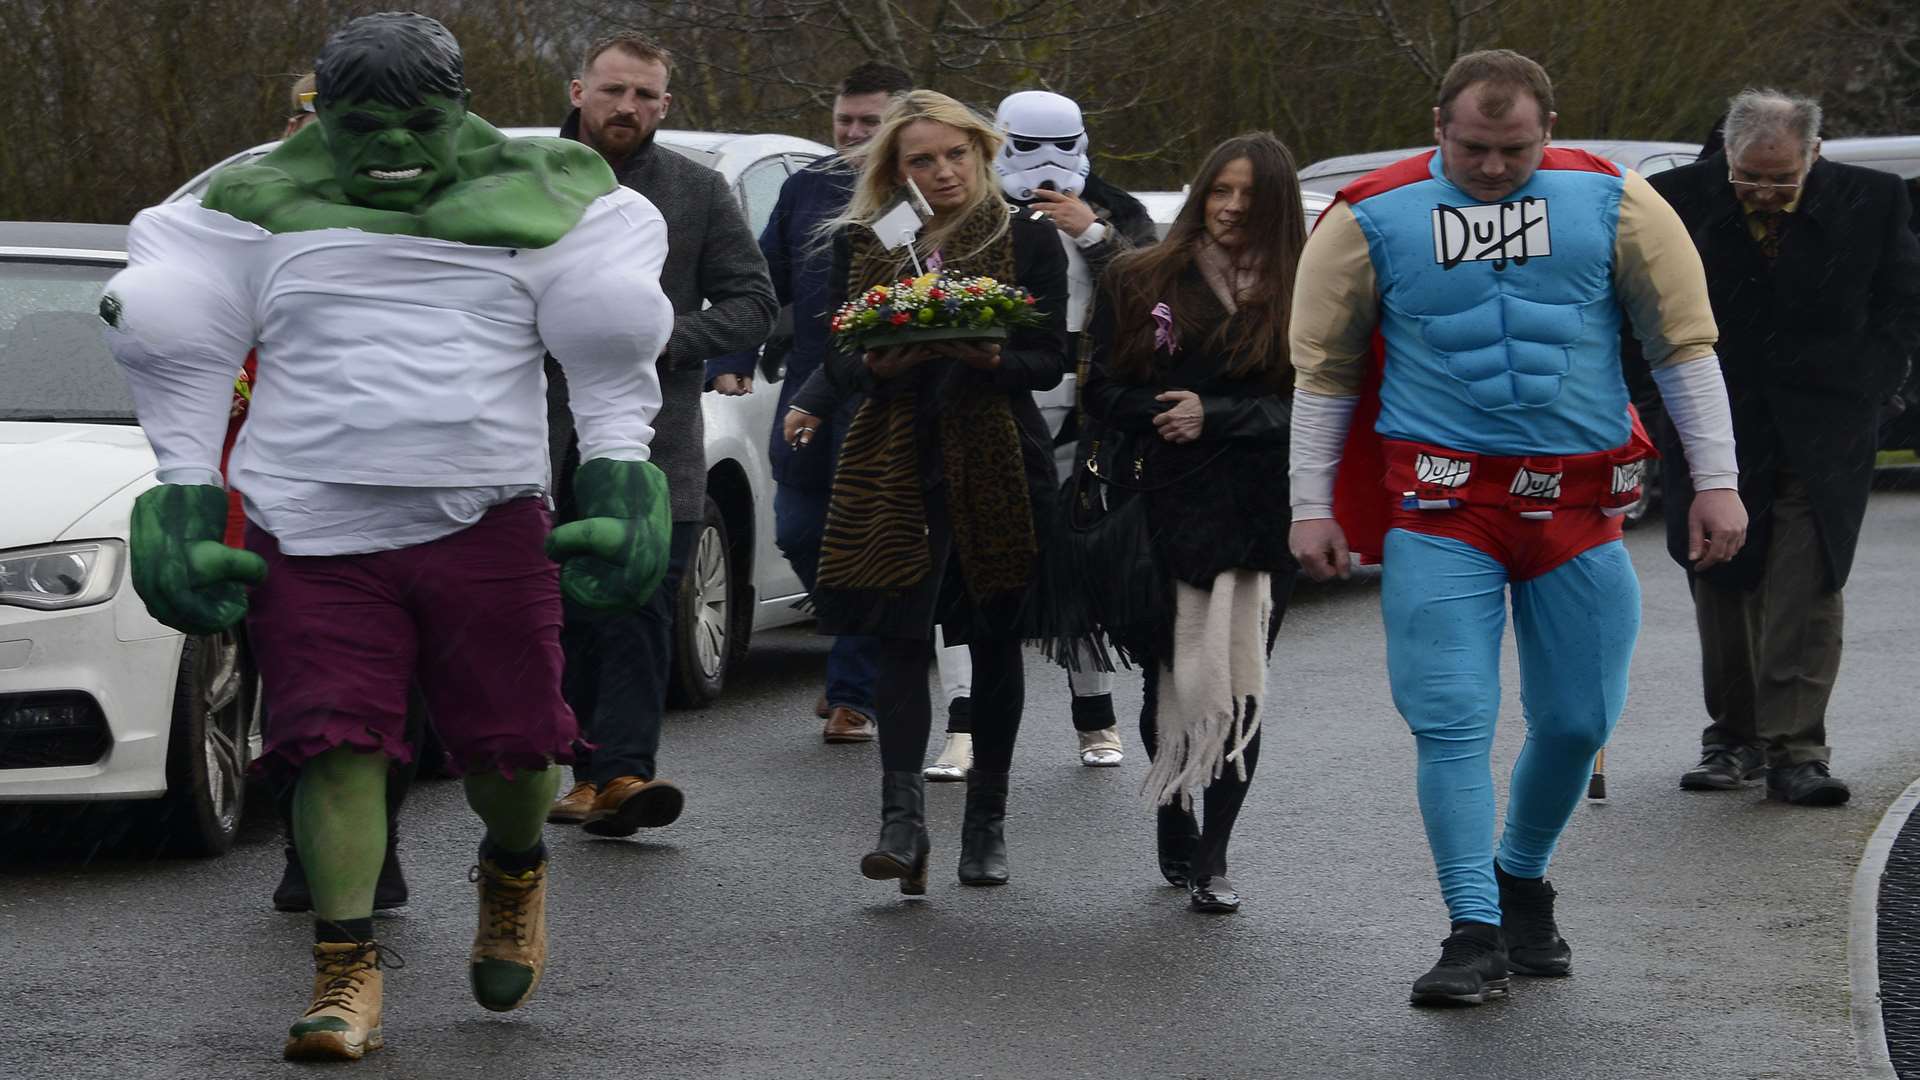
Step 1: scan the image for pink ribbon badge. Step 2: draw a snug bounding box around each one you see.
[1151,302,1178,353]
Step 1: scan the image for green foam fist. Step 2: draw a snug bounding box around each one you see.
[544,458,672,612]
[128,484,268,635]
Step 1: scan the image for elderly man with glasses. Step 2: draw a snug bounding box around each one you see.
[1634,88,1920,806]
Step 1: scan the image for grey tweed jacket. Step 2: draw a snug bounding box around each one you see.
[548,114,777,522]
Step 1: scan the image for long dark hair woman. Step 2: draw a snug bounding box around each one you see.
[1079,132,1306,913]
[795,90,1070,894]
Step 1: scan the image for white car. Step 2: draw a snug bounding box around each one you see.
[169,128,834,706]
[0,220,257,853]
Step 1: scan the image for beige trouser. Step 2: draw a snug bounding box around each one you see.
[1691,471,1842,767]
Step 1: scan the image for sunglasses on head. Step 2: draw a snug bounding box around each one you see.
[1009,136,1081,154]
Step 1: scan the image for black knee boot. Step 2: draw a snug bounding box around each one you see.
[958,770,1010,886]
[860,771,929,895]
[1155,803,1200,887]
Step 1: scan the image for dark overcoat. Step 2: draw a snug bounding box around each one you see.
[1647,153,1920,590]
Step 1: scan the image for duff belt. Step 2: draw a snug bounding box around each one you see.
[1381,437,1654,521]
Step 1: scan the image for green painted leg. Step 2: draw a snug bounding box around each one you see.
[463,767,560,853]
[293,748,390,923]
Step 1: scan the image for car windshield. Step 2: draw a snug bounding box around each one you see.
[0,258,136,422]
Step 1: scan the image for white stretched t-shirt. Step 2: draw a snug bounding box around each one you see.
[105,188,673,555]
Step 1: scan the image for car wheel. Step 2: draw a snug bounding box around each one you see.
[157,630,254,855]
[667,496,731,708]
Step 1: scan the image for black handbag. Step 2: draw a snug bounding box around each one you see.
[1059,427,1226,660]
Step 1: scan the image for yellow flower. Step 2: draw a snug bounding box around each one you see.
[914,273,938,289]
[975,277,997,288]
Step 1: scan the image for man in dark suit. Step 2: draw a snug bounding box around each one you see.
[545,31,777,835]
[1648,89,1920,806]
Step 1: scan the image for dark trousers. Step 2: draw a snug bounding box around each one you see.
[1692,471,1842,767]
[874,635,1025,774]
[561,521,698,785]
[774,481,879,715]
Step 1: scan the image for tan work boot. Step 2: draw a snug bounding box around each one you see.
[547,780,598,825]
[470,857,548,1013]
[284,941,385,1061]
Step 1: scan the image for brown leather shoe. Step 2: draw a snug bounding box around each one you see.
[547,780,598,825]
[815,694,831,720]
[581,776,684,837]
[822,705,877,743]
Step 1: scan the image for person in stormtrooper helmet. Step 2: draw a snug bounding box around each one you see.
[988,89,1158,777]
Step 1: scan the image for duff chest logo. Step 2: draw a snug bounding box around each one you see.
[1433,197,1550,270]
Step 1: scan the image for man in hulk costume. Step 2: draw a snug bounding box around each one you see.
[99,12,674,1062]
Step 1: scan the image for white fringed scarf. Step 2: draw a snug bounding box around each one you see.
[1142,568,1272,808]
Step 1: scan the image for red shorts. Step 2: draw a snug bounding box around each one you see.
[1381,438,1642,581]
[244,497,578,778]
[1387,502,1624,581]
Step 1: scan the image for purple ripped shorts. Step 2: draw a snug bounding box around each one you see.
[244,497,578,778]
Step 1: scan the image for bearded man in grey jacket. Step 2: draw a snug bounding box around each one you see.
[546,31,777,835]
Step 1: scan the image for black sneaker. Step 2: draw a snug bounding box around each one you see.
[1410,921,1510,1007]
[1679,745,1765,791]
[1496,862,1572,976]
[1766,761,1851,807]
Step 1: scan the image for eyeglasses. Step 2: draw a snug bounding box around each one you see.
[297,90,317,114]
[1727,170,1801,194]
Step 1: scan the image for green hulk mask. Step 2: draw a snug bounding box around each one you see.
[319,93,469,212]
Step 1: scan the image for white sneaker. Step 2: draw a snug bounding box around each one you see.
[925,732,972,782]
[1077,727,1124,767]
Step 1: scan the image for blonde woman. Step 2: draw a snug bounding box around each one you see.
[786,91,1069,894]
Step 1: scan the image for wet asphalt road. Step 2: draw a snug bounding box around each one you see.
[4,480,1919,1080]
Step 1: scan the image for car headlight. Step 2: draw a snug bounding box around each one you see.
[0,540,124,611]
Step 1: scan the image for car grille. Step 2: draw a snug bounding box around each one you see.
[0,692,111,769]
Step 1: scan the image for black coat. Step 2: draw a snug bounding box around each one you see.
[809,210,1071,639]
[1645,154,1920,590]
[1081,268,1294,588]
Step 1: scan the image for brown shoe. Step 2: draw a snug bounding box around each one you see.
[547,780,598,825]
[823,705,877,743]
[815,693,831,720]
[284,941,385,1061]
[581,776,685,837]
[469,858,547,1013]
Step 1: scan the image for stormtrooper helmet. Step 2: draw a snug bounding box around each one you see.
[993,90,1091,201]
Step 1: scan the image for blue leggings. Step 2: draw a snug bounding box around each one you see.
[1381,530,1640,925]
